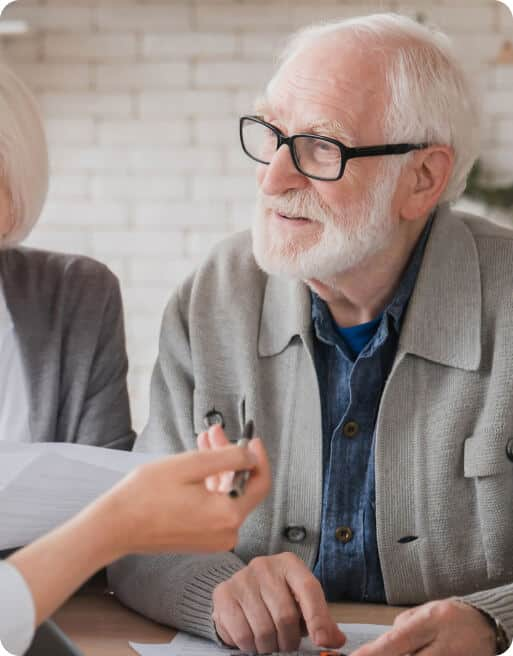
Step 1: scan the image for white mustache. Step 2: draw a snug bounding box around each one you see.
[258,190,332,224]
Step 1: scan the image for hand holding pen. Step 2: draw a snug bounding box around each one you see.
[197,420,264,497]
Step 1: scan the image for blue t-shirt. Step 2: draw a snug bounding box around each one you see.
[336,316,382,359]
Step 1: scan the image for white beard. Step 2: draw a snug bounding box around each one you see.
[252,164,402,281]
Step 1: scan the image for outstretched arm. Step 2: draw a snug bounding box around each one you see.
[1,441,270,655]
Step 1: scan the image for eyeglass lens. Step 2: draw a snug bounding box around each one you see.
[242,119,342,180]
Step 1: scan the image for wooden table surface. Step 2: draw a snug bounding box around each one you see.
[53,574,405,656]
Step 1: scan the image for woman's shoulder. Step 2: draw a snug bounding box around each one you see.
[1,248,123,323]
[2,247,119,294]
[5,247,116,282]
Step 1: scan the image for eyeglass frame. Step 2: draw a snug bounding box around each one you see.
[239,115,429,182]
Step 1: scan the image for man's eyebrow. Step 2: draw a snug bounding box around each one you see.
[251,98,354,142]
[299,118,356,145]
[306,118,347,137]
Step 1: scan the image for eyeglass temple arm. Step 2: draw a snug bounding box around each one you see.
[345,143,429,161]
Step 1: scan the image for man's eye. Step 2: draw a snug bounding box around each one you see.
[313,140,339,157]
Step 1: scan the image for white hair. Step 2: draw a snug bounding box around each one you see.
[273,13,481,203]
[0,64,49,247]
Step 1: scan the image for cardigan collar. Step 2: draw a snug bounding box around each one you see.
[258,204,482,372]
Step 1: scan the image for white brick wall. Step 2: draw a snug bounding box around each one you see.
[0,0,512,431]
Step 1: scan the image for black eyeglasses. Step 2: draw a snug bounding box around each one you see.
[240,115,428,182]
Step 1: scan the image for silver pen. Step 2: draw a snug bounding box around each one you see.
[228,420,255,498]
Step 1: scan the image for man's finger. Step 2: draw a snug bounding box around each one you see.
[285,564,345,648]
[392,607,418,628]
[213,619,235,648]
[215,604,256,653]
[352,614,435,656]
[259,579,302,651]
[234,580,279,653]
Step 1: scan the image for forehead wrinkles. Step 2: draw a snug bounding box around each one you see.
[270,68,348,110]
[269,67,382,132]
[266,39,388,136]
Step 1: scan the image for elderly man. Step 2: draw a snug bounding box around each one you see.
[110,13,513,656]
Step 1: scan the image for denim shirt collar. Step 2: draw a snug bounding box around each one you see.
[312,215,434,349]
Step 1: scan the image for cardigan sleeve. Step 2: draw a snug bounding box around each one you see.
[459,583,513,649]
[108,281,246,640]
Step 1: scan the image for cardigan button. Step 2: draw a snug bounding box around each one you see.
[203,408,225,429]
[283,526,307,543]
[506,439,513,462]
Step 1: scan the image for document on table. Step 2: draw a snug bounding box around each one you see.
[0,442,165,550]
[130,623,391,656]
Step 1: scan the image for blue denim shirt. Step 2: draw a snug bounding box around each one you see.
[312,220,432,603]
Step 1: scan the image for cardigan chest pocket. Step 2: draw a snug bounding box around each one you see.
[463,434,513,581]
[193,388,246,442]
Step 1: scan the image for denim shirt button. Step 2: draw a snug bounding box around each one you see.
[283,526,307,543]
[335,526,353,544]
[342,421,360,438]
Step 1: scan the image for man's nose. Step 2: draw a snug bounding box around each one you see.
[258,143,309,196]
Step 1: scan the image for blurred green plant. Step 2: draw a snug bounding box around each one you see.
[465,161,513,209]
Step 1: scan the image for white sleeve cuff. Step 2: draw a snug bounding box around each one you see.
[0,560,36,656]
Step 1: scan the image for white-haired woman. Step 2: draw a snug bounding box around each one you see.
[0,65,134,449]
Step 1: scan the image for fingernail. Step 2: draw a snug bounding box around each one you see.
[315,630,328,646]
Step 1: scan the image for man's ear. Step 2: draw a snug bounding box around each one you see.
[400,146,455,221]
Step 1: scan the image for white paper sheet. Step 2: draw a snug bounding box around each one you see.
[130,623,391,656]
[0,442,165,549]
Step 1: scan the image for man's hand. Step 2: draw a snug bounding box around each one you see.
[212,552,346,654]
[352,599,497,656]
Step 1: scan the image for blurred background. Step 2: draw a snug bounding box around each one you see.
[0,0,512,430]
